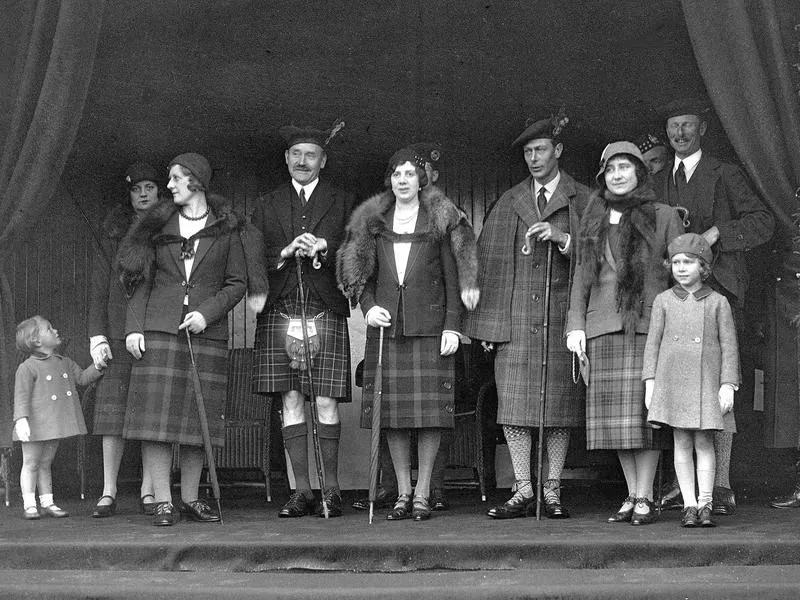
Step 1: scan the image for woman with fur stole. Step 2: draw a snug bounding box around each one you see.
[117,153,267,526]
[565,142,683,526]
[337,148,479,521]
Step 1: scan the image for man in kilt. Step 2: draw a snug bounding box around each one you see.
[465,113,590,519]
[252,123,355,518]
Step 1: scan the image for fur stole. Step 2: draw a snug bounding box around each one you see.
[116,193,268,300]
[577,186,658,335]
[336,185,480,310]
[102,204,137,241]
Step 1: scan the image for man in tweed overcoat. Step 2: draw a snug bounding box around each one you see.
[465,114,590,519]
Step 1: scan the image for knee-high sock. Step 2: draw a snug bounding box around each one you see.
[387,429,412,496]
[430,429,452,490]
[673,432,697,507]
[546,428,570,481]
[283,422,311,493]
[317,422,340,489]
[696,432,716,506]
[713,431,733,488]
[503,425,533,498]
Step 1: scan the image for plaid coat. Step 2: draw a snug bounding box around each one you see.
[465,172,590,427]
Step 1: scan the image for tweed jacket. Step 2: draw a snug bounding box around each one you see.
[252,179,355,317]
[566,202,683,339]
[643,285,740,430]
[118,197,254,341]
[653,153,774,304]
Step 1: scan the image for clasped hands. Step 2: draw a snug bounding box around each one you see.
[281,233,327,261]
[365,306,459,356]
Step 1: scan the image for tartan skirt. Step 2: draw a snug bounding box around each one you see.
[123,332,228,447]
[360,332,455,430]
[586,332,666,450]
[92,339,133,436]
[252,297,351,401]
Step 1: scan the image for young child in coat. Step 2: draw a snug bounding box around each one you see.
[13,316,104,519]
[642,233,740,528]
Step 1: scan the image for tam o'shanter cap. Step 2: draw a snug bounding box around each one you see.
[512,107,570,147]
[169,153,212,190]
[280,118,345,149]
[125,162,160,187]
[668,232,713,264]
[595,141,645,182]
[635,132,667,154]
[408,142,442,167]
[658,97,711,122]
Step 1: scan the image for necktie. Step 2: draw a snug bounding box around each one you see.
[299,188,307,205]
[675,161,686,198]
[537,187,547,217]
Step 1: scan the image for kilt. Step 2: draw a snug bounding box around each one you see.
[123,332,228,447]
[252,297,351,401]
[92,339,133,436]
[586,332,667,450]
[360,332,455,430]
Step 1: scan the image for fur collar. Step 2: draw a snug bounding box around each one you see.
[102,204,137,241]
[336,185,479,310]
[578,185,658,335]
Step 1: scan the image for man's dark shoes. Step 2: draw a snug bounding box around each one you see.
[487,492,534,519]
[681,505,699,527]
[386,494,413,520]
[279,491,316,518]
[430,488,449,511]
[630,498,657,526]
[180,499,221,522]
[698,502,716,527]
[317,487,343,518]
[543,479,570,519]
[91,495,117,518]
[608,496,636,523]
[152,502,180,526]
[769,484,800,509]
[712,486,736,516]
[352,487,396,511]
[412,495,432,521]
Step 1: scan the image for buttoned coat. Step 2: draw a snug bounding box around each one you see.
[653,153,774,304]
[643,285,740,430]
[464,171,590,427]
[252,180,355,317]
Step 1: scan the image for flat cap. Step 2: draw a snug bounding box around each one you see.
[658,97,711,122]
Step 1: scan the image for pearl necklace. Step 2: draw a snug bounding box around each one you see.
[394,205,419,225]
[179,206,210,221]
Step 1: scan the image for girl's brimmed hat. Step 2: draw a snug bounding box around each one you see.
[169,153,212,190]
[595,141,646,183]
[668,232,713,263]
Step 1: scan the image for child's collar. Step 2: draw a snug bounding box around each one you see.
[30,351,59,361]
[671,283,713,301]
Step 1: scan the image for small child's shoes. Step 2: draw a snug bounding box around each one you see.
[40,504,69,518]
[23,506,40,520]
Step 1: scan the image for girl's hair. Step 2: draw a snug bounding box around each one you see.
[664,254,712,281]
[16,316,45,353]
[599,153,650,193]
[176,164,205,192]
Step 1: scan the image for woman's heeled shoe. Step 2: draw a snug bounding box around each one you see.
[608,495,636,523]
[91,495,117,518]
[386,494,413,521]
[412,496,432,521]
[140,494,157,516]
[630,498,658,526]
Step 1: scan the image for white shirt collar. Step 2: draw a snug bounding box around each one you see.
[673,149,702,182]
[291,177,320,199]
[534,171,561,200]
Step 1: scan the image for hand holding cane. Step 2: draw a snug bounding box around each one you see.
[368,327,385,525]
[535,242,554,521]
[185,329,224,524]
[295,255,329,518]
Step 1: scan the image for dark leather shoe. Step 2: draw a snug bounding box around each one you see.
[352,488,397,511]
[23,507,40,520]
[487,493,534,519]
[152,502,180,526]
[681,506,699,527]
[543,480,570,519]
[180,499,221,522]
[279,491,316,518]
[608,496,635,523]
[769,485,800,509]
[386,494,412,520]
[41,504,69,518]
[712,486,736,516]
[658,479,683,511]
[317,487,343,518]
[630,498,657,526]
[140,494,157,516]
[698,502,716,527]
[430,488,449,511]
[91,495,117,518]
[412,496,432,521]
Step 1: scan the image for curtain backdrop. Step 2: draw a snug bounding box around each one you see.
[682,0,800,238]
[0,0,105,448]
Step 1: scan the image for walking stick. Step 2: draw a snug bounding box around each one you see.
[295,255,329,518]
[535,242,554,521]
[368,327,385,524]
[185,329,224,524]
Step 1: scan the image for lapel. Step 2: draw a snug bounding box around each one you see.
[162,213,184,273]
[511,177,539,229]
[604,238,617,272]
[403,204,429,281]
[189,220,218,278]
[304,180,335,233]
[690,154,720,218]
[541,171,572,220]
[273,184,295,243]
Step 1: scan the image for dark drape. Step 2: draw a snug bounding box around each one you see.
[681,0,800,237]
[0,0,105,448]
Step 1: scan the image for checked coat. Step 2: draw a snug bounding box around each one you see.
[465,171,590,427]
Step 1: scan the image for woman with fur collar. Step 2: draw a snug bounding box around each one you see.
[565,142,683,526]
[337,147,478,521]
[117,153,267,526]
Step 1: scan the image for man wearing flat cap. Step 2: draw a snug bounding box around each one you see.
[252,123,355,518]
[465,112,590,520]
[653,97,775,517]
